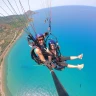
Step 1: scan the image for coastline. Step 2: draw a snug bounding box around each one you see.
[0,29,24,96]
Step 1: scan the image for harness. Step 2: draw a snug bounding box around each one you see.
[31,46,42,64]
[31,45,52,64]
[50,46,61,62]
[50,47,65,70]
[27,32,63,70]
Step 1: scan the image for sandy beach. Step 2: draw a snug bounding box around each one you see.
[0,29,24,96]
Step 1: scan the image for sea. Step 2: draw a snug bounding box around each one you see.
[4,6,96,96]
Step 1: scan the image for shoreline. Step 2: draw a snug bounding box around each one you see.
[0,29,24,96]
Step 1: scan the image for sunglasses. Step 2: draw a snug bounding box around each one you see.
[38,38,44,41]
[51,44,55,46]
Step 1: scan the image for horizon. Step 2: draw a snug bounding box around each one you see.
[0,0,96,16]
[0,5,96,17]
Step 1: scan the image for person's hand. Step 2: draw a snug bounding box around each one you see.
[78,53,83,59]
[44,61,52,70]
[44,32,49,36]
[47,64,52,70]
[44,60,51,65]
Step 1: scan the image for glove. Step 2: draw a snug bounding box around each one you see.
[28,34,33,40]
[27,37,30,41]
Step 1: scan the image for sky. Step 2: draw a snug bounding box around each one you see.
[0,0,96,16]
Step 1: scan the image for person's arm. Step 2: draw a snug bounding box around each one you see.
[46,48,52,54]
[35,48,53,70]
[43,32,49,38]
[48,56,52,62]
[45,48,53,62]
[35,48,46,62]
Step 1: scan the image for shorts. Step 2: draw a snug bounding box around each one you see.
[60,56,70,61]
[54,61,68,71]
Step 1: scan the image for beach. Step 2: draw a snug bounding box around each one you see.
[0,29,24,96]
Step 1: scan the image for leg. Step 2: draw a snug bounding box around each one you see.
[60,53,83,61]
[58,62,84,70]
[60,56,70,61]
[70,53,83,60]
[67,64,84,70]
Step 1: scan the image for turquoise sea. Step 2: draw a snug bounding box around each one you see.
[4,6,96,96]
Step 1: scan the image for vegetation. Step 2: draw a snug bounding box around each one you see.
[0,14,28,61]
[0,10,35,96]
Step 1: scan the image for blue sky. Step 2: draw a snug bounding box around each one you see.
[0,0,96,16]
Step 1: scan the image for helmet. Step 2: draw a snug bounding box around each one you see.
[35,33,44,40]
[48,40,56,49]
[48,40,56,45]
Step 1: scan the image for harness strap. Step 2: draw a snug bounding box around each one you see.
[31,46,52,64]
[31,46,43,64]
